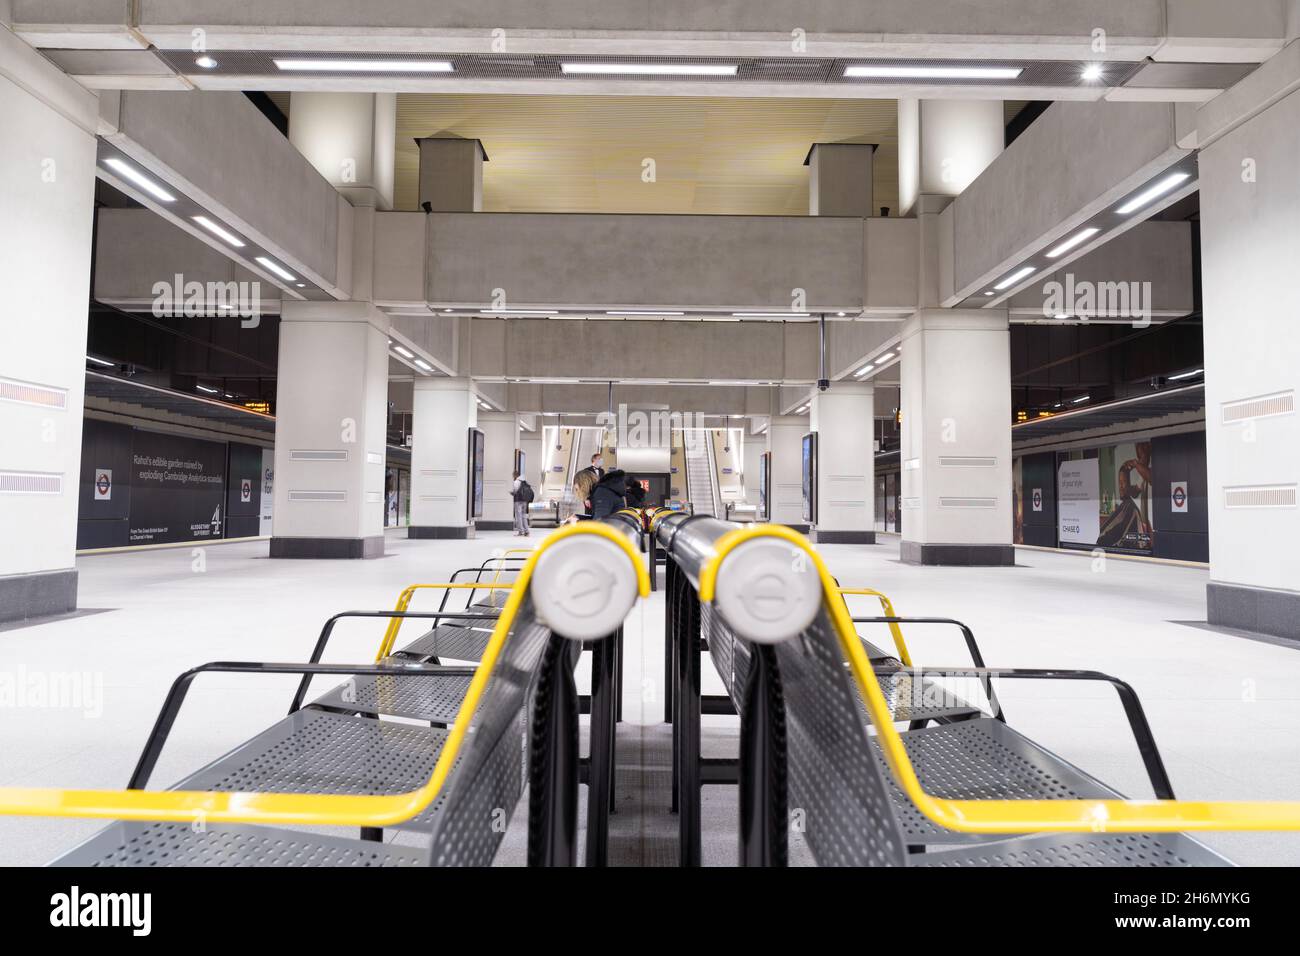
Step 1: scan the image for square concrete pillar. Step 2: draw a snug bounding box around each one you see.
[1199,79,1300,642]
[416,137,486,212]
[270,301,391,558]
[809,381,876,544]
[288,92,396,209]
[898,99,1004,216]
[767,415,810,531]
[805,142,876,217]
[476,411,521,530]
[409,378,478,538]
[899,309,1013,566]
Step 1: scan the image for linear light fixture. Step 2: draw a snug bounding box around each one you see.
[192,215,245,248]
[1082,64,1104,82]
[561,62,737,77]
[854,362,875,378]
[1045,227,1100,259]
[254,256,297,282]
[1168,368,1205,381]
[195,56,218,69]
[196,384,220,395]
[413,359,433,372]
[732,312,812,318]
[876,352,897,364]
[103,158,175,203]
[1072,394,1091,404]
[606,310,685,316]
[274,58,453,73]
[483,309,558,316]
[86,355,115,368]
[392,345,414,359]
[1117,172,1191,215]
[845,65,1023,80]
[993,266,1037,291]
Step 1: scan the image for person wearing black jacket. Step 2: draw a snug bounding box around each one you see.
[590,468,628,519]
[624,474,646,509]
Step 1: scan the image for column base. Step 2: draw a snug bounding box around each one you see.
[408,525,475,540]
[0,569,78,625]
[901,541,1016,567]
[474,520,514,532]
[811,530,877,545]
[270,536,385,559]
[1207,582,1300,644]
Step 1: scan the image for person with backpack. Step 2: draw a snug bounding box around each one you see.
[511,470,535,536]
[624,474,646,509]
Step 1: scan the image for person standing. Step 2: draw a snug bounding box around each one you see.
[511,471,534,536]
[572,454,605,517]
[590,467,628,519]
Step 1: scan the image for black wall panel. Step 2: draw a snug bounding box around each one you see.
[1151,431,1209,562]
[77,419,133,549]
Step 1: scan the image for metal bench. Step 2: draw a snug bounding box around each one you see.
[33,522,648,867]
[657,516,1234,867]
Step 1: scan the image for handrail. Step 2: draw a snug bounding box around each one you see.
[374,582,513,662]
[697,522,1300,833]
[838,588,913,667]
[0,522,649,828]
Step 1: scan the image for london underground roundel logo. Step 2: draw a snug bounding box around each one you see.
[1172,486,1187,509]
[95,473,111,495]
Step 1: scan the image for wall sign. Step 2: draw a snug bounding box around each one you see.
[93,469,112,501]
[240,478,252,504]
[1171,481,1189,514]
[1057,460,1100,545]
[1031,488,1043,513]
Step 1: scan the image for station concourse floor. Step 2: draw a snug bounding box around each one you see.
[2,528,1300,867]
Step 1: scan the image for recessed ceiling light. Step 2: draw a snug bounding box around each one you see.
[1168,368,1205,381]
[854,363,875,378]
[413,359,433,372]
[844,65,1023,80]
[254,256,297,282]
[442,308,453,313]
[191,215,245,248]
[86,355,115,368]
[876,352,896,363]
[1082,64,1104,82]
[196,384,220,395]
[1054,313,1070,320]
[732,312,812,318]
[606,310,685,316]
[1046,227,1100,259]
[561,62,737,77]
[103,158,175,203]
[993,266,1037,291]
[837,311,847,317]
[393,345,414,359]
[1117,172,1192,215]
[273,58,454,73]
[195,55,218,69]
[983,291,996,297]
[295,283,305,288]
[483,310,558,316]
[1071,394,1091,404]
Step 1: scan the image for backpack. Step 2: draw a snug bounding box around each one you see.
[515,480,535,504]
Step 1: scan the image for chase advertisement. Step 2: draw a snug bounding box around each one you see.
[1056,441,1155,554]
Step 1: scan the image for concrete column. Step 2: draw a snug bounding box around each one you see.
[409,377,478,538]
[806,142,875,217]
[898,99,1004,216]
[288,92,396,209]
[809,382,876,544]
[899,309,1013,566]
[477,411,520,531]
[519,426,544,489]
[416,137,486,212]
[767,415,809,530]
[270,301,390,558]
[1199,79,1300,641]
[0,32,97,622]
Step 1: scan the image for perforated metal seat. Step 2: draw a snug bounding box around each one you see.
[395,621,496,663]
[168,709,452,832]
[50,821,426,867]
[916,831,1228,867]
[869,717,1119,845]
[312,670,473,724]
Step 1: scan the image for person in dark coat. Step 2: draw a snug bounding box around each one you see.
[590,468,628,519]
[623,475,646,509]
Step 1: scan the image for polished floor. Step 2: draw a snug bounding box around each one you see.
[2,528,1299,866]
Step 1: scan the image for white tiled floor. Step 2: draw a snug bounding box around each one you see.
[3,528,1299,866]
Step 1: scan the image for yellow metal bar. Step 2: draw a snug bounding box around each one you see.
[490,547,536,586]
[373,582,514,662]
[0,522,648,827]
[836,587,913,667]
[698,523,1300,833]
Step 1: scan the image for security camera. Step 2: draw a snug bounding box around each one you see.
[817,378,830,392]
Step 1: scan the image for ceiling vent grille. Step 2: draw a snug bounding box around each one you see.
[287,490,346,502]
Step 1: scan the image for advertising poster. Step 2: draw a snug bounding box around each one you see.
[128,431,227,545]
[1012,457,1024,544]
[469,428,485,519]
[801,433,817,524]
[1057,458,1100,546]
[259,448,274,536]
[1096,441,1154,553]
